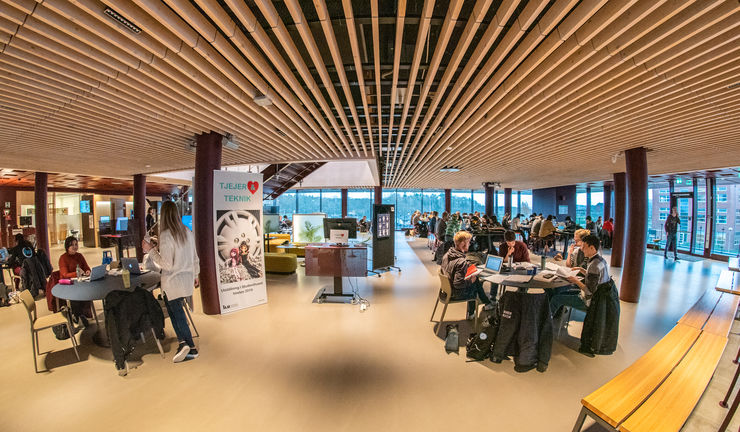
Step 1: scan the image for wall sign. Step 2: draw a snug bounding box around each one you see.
[213,170,267,314]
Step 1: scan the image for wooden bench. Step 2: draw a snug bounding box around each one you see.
[573,279,737,432]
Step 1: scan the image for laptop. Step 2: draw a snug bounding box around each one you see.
[121,257,143,275]
[89,264,106,281]
[479,254,504,277]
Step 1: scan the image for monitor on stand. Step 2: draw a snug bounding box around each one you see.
[323,218,357,245]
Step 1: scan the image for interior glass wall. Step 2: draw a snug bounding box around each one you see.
[347,190,373,220]
[422,190,445,215]
[451,190,472,214]
[712,178,739,256]
[320,189,341,218]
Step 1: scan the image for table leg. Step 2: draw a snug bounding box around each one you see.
[333,276,343,296]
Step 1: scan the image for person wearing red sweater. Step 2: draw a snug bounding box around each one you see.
[59,236,90,279]
[498,230,531,263]
[59,236,91,326]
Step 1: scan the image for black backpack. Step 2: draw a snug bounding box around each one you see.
[466,306,501,361]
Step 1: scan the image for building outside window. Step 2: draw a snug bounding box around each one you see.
[519,191,533,216]
[647,182,670,247]
[718,194,728,202]
[693,178,707,254]
[712,178,739,256]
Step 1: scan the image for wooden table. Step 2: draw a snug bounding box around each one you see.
[305,243,367,303]
[716,270,740,295]
[729,257,739,272]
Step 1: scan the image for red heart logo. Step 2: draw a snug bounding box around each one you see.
[247,181,259,194]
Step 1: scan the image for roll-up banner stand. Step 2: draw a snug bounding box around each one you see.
[213,170,267,314]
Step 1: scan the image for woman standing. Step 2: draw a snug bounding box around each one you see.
[142,201,200,363]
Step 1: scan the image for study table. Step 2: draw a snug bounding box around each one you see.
[100,234,127,260]
[52,271,161,345]
[305,243,368,303]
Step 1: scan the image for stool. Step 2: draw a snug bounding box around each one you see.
[265,252,298,274]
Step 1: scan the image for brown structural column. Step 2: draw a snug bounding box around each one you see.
[34,172,50,257]
[444,189,451,213]
[611,172,626,268]
[504,188,512,216]
[603,184,612,220]
[341,189,348,217]
[133,174,146,261]
[620,147,648,303]
[484,186,494,216]
[194,131,223,315]
[374,186,382,205]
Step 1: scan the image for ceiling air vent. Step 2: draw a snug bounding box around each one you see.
[728,83,740,90]
[104,8,142,34]
[275,128,287,137]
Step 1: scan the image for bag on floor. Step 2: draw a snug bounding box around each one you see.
[444,324,459,354]
[51,307,80,340]
[466,325,497,361]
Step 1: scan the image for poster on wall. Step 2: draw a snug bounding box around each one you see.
[213,170,267,314]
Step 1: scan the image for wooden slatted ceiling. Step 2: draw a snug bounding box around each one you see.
[0,169,181,194]
[0,0,738,189]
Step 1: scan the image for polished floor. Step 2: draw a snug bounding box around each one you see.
[0,235,737,431]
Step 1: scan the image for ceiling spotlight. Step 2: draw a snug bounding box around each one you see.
[445,146,453,151]
[185,139,196,153]
[254,94,272,107]
[611,151,624,164]
[440,166,461,172]
[145,164,151,168]
[222,134,239,150]
[103,7,142,34]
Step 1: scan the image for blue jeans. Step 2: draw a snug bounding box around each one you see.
[451,280,493,315]
[665,233,678,258]
[165,295,194,348]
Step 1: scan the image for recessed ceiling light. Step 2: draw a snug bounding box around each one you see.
[440,166,461,172]
[103,8,142,34]
[254,94,272,106]
[445,146,453,151]
[145,164,151,168]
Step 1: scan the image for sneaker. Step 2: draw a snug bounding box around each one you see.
[483,303,495,311]
[173,343,190,363]
[186,348,199,360]
[80,315,89,328]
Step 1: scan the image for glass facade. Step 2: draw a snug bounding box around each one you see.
[576,188,587,225]
[519,191,533,217]
[347,190,373,220]
[590,187,604,222]
[647,182,670,248]
[422,190,445,216]
[694,178,707,254]
[320,189,342,218]
[451,190,473,214]
[396,190,422,227]
[473,191,485,215]
[712,178,739,256]
[297,189,321,214]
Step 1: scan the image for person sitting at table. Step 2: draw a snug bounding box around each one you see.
[280,215,292,229]
[142,200,200,363]
[585,216,596,233]
[358,216,370,233]
[441,231,495,320]
[501,212,511,229]
[565,229,591,269]
[59,236,92,326]
[538,215,558,249]
[549,235,609,326]
[601,218,614,248]
[563,216,576,230]
[498,230,530,263]
[7,233,34,289]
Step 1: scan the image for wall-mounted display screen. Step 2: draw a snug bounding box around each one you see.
[558,205,569,215]
[377,213,390,239]
[19,216,32,226]
[80,200,91,213]
[182,215,193,231]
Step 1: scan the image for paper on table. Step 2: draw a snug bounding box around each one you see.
[505,275,533,283]
[483,274,507,284]
[555,266,580,278]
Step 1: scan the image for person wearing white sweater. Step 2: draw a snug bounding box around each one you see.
[142,201,200,363]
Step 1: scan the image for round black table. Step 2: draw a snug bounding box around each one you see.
[52,272,161,346]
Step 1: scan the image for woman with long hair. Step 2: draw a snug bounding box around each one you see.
[142,201,200,363]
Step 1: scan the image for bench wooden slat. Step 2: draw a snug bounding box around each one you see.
[729,257,739,272]
[677,288,721,330]
[618,332,727,432]
[581,323,701,427]
[716,270,740,294]
[703,293,740,337]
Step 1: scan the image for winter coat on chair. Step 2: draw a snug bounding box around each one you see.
[21,250,52,297]
[580,278,620,355]
[491,289,553,372]
[104,287,165,370]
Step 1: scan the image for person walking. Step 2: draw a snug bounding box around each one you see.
[142,200,200,363]
[664,206,680,260]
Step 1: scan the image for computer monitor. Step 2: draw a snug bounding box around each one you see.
[323,218,357,239]
[19,216,32,226]
[115,217,128,232]
[99,216,110,224]
[181,215,193,230]
[485,255,503,273]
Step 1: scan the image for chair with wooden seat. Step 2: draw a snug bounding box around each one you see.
[19,289,80,373]
[430,270,480,336]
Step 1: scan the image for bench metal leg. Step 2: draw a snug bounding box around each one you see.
[719,383,740,432]
[572,407,589,432]
[720,362,740,408]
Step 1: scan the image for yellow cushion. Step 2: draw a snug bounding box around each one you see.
[265,253,298,274]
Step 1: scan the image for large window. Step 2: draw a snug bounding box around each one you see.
[275,190,296,217]
[396,190,422,227]
[347,190,373,220]
[590,187,604,222]
[297,189,321,214]
[576,188,587,225]
[694,178,707,254]
[473,191,485,215]
[422,190,445,215]
[519,190,533,216]
[320,190,341,218]
[647,182,670,247]
[451,190,472,214]
[712,178,739,256]
[496,190,505,220]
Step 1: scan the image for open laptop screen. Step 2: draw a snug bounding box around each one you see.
[485,255,503,272]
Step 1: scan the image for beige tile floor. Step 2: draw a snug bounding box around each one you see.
[0,235,737,431]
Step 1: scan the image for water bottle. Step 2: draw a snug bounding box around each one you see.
[508,254,513,270]
[76,264,82,280]
[541,255,547,271]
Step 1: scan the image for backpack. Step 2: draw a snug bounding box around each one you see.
[51,307,80,340]
[466,305,501,362]
[444,324,459,354]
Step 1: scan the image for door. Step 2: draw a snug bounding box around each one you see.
[670,192,694,254]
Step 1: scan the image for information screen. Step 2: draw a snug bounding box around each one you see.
[377,213,390,239]
[80,200,91,213]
